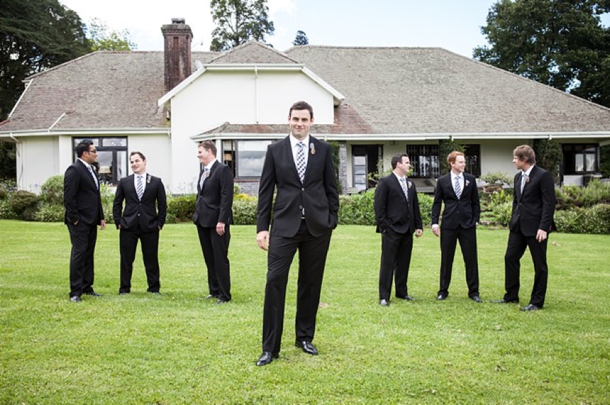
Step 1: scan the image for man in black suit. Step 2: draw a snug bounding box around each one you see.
[431,151,482,302]
[255,101,339,366]
[374,153,423,307]
[193,140,234,304]
[494,145,556,311]
[64,140,106,302]
[113,152,167,295]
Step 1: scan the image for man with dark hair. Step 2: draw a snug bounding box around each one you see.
[374,153,423,307]
[255,101,339,366]
[64,140,106,302]
[194,140,234,304]
[494,145,556,311]
[431,151,482,302]
[113,152,167,295]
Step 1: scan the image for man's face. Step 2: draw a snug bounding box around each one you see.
[451,155,466,174]
[198,146,212,165]
[289,109,313,140]
[513,155,526,171]
[82,145,98,165]
[130,154,147,175]
[397,156,411,176]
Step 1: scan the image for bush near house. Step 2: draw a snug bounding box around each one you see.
[1,177,610,234]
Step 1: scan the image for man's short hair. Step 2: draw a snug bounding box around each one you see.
[75,140,94,158]
[130,151,146,161]
[513,145,536,164]
[391,153,409,169]
[199,140,217,156]
[289,101,314,119]
[447,151,465,165]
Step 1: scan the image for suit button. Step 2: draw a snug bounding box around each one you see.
[301,188,305,191]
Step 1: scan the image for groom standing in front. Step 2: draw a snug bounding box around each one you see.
[255,101,339,366]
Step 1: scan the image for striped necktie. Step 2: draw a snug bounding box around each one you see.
[87,165,99,190]
[399,177,409,201]
[296,142,306,183]
[454,176,462,199]
[136,175,144,200]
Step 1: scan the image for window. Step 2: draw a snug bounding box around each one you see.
[463,144,481,177]
[407,145,440,178]
[562,144,599,174]
[73,137,128,185]
[225,140,273,178]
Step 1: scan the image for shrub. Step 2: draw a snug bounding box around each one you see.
[490,201,512,227]
[100,183,115,223]
[556,180,610,209]
[0,178,16,200]
[8,190,39,219]
[417,193,433,227]
[554,209,580,234]
[34,203,64,222]
[554,205,610,234]
[338,190,375,225]
[167,194,196,223]
[0,199,18,219]
[40,175,64,205]
[479,171,513,187]
[233,199,258,225]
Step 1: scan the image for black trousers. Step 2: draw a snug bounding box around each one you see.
[379,229,413,300]
[262,220,332,354]
[438,226,479,298]
[504,230,549,308]
[68,222,97,297]
[119,226,160,293]
[196,224,231,301]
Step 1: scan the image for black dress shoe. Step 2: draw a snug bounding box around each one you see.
[83,291,102,297]
[70,296,81,303]
[396,295,414,301]
[520,304,540,311]
[470,295,483,303]
[380,299,389,306]
[256,351,278,366]
[436,294,447,301]
[295,341,318,355]
[491,298,519,304]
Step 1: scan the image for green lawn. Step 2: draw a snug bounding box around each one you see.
[0,220,608,404]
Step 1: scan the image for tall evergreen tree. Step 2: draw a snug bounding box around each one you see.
[473,0,610,107]
[210,0,275,52]
[293,30,309,46]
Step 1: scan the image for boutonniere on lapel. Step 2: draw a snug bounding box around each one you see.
[309,143,315,155]
[525,176,530,184]
[465,180,470,188]
[407,180,412,189]
[146,174,152,184]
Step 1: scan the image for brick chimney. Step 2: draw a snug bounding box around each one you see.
[161,18,193,92]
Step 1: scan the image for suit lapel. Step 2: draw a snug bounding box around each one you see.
[78,160,98,189]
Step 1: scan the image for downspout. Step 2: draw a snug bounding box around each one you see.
[9,134,22,188]
[254,66,259,124]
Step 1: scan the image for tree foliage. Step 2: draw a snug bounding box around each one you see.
[474,0,610,107]
[438,139,464,174]
[87,18,136,52]
[533,138,563,182]
[0,0,91,121]
[210,0,275,52]
[293,30,309,46]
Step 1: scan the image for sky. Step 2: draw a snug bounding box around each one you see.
[58,0,499,57]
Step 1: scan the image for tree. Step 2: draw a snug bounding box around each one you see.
[0,0,91,121]
[293,30,308,46]
[533,139,563,182]
[210,0,275,52]
[473,0,610,107]
[87,18,136,51]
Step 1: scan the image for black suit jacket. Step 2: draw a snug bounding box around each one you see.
[257,136,339,237]
[64,160,104,225]
[431,172,480,229]
[509,165,556,236]
[193,160,234,227]
[374,174,422,234]
[113,174,167,231]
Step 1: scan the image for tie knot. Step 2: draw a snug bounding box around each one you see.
[297,142,305,148]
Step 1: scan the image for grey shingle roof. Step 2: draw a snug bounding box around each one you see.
[3,43,610,135]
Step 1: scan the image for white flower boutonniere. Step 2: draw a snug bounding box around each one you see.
[407,181,412,189]
[146,174,152,184]
[465,179,470,187]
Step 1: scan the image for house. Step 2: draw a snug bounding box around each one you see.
[2,18,609,195]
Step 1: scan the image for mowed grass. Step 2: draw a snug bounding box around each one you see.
[0,220,608,404]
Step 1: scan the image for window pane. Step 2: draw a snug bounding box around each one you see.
[102,138,127,147]
[116,151,127,180]
[575,154,584,172]
[354,156,366,165]
[97,151,114,184]
[236,140,272,177]
[585,154,596,171]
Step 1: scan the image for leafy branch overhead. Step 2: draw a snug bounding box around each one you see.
[210,0,275,52]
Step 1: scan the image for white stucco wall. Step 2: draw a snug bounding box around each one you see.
[167,69,336,193]
[17,136,60,192]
